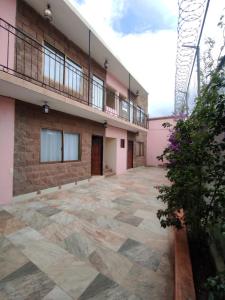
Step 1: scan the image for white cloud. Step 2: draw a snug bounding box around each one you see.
[70,0,177,117]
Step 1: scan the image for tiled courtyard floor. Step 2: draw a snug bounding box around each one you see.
[0,167,174,300]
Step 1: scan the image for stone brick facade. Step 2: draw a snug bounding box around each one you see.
[13,101,104,195]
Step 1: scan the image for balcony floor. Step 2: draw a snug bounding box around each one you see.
[0,167,173,300]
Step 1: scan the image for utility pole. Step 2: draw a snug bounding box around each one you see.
[183,44,200,98]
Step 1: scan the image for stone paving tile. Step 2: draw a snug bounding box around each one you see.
[0,236,29,281]
[118,238,162,271]
[61,231,97,260]
[0,261,55,299]
[121,264,169,300]
[49,260,99,300]
[89,246,133,285]
[0,167,173,300]
[37,206,61,217]
[79,273,141,300]
[43,285,73,300]
[115,212,143,227]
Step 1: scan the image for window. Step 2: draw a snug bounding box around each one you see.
[136,106,145,124]
[137,142,144,157]
[43,42,83,94]
[65,58,83,93]
[122,101,128,112]
[120,139,125,148]
[40,129,80,162]
[129,100,134,123]
[63,133,80,161]
[92,75,104,110]
[44,43,64,85]
[41,129,62,162]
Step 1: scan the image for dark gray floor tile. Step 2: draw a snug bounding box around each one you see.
[0,261,55,299]
[118,239,161,271]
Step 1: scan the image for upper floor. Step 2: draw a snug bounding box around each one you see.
[0,0,149,131]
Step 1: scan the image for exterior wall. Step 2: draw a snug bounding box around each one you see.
[127,131,147,168]
[13,101,104,195]
[106,72,128,98]
[16,0,106,98]
[147,117,175,166]
[0,0,17,69]
[0,97,15,204]
[105,126,127,175]
[105,138,117,172]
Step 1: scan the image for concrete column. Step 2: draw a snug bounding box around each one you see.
[0,97,15,204]
[0,0,16,204]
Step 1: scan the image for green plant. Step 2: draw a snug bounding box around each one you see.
[205,271,225,300]
[157,64,225,238]
[156,15,225,298]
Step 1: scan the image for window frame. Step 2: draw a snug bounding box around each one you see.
[43,41,84,94]
[63,131,81,162]
[136,142,144,157]
[92,74,104,110]
[40,128,81,164]
[64,57,83,94]
[43,42,65,86]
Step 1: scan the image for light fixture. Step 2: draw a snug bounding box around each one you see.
[136,90,139,96]
[104,59,109,70]
[135,131,139,136]
[103,121,107,128]
[42,102,50,114]
[44,4,53,22]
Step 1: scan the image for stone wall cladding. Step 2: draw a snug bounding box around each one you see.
[13,101,104,195]
[127,131,147,167]
[16,0,106,100]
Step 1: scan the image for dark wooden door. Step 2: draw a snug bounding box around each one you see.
[127,140,133,169]
[91,135,103,175]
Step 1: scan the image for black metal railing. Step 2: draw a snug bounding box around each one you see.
[0,18,148,129]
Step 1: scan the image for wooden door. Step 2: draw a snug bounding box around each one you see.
[91,135,103,175]
[127,140,133,169]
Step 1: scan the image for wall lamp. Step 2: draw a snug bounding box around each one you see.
[135,131,139,136]
[103,121,108,128]
[136,90,139,96]
[42,102,50,114]
[44,4,53,22]
[104,59,109,70]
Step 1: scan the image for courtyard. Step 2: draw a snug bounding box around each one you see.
[0,167,173,300]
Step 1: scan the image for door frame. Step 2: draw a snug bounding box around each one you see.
[91,135,103,175]
[127,140,134,169]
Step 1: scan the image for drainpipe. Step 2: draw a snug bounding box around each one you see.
[128,73,131,121]
[88,30,91,105]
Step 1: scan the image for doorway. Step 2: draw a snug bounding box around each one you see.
[91,135,103,175]
[127,140,133,169]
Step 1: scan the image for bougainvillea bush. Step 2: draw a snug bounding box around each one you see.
[157,62,225,238]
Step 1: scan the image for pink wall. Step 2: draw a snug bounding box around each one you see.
[105,126,127,174]
[147,117,175,166]
[0,97,15,204]
[0,0,16,204]
[0,0,17,69]
[106,72,128,97]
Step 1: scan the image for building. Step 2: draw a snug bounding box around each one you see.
[0,0,148,204]
[147,116,175,167]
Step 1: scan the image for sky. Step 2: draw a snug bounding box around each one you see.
[69,0,224,117]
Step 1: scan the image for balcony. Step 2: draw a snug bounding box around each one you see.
[0,18,148,130]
